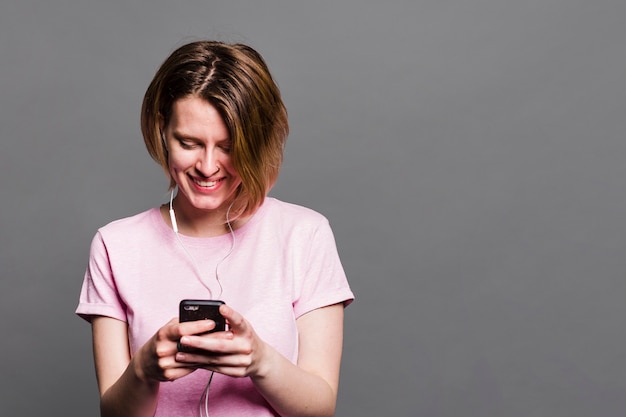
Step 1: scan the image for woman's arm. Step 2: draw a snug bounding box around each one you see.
[253,303,345,417]
[176,303,345,417]
[92,316,159,417]
[92,316,217,417]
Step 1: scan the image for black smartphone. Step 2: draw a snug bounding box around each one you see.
[178,299,226,353]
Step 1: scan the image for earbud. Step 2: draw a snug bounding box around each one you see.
[169,209,179,233]
[169,188,178,233]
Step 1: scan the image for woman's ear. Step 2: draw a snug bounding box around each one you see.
[158,113,165,130]
[158,114,167,150]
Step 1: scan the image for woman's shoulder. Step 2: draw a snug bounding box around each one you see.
[255,197,332,238]
[96,207,164,240]
[262,197,328,224]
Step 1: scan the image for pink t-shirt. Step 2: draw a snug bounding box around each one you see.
[76,197,353,416]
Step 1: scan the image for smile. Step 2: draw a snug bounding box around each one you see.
[193,178,222,187]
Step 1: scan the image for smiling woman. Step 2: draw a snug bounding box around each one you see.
[75,40,354,417]
[162,97,242,236]
[141,41,288,222]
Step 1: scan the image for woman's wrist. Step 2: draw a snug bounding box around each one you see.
[130,347,157,386]
[249,340,278,380]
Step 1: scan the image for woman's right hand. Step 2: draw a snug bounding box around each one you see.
[92,316,217,417]
[133,317,219,382]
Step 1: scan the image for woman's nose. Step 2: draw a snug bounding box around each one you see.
[196,148,220,177]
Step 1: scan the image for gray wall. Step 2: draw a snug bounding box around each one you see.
[1,1,625,416]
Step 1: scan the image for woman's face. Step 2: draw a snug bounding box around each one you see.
[163,96,241,216]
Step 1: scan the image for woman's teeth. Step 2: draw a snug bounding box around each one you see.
[195,179,219,187]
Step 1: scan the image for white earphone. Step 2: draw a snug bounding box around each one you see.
[169,188,178,233]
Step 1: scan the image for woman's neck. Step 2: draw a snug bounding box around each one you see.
[163,198,241,238]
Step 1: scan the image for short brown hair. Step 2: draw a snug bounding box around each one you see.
[141,40,289,218]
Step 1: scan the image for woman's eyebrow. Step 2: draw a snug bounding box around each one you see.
[171,131,231,143]
[171,131,198,140]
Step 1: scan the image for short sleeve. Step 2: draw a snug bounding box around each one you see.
[75,231,128,323]
[292,217,354,318]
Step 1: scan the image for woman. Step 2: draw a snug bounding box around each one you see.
[76,40,354,417]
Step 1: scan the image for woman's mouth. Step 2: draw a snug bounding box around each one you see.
[194,178,221,187]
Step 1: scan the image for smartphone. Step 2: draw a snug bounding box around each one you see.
[178,299,226,353]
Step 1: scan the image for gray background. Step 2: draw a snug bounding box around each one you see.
[1,0,625,416]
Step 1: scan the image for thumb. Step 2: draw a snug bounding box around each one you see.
[220,304,247,333]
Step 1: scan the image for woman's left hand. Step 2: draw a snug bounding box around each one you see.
[174,304,270,378]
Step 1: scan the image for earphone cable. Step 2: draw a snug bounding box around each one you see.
[169,187,236,415]
[169,187,236,299]
[199,371,215,417]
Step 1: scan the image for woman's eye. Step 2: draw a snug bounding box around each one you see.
[219,141,233,153]
[178,140,197,149]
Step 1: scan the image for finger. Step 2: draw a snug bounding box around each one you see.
[160,318,216,344]
[219,304,247,333]
[177,331,234,353]
[175,350,248,370]
[156,317,181,343]
[178,319,218,336]
[175,349,224,364]
[181,330,235,345]
[158,364,198,381]
[197,355,254,378]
